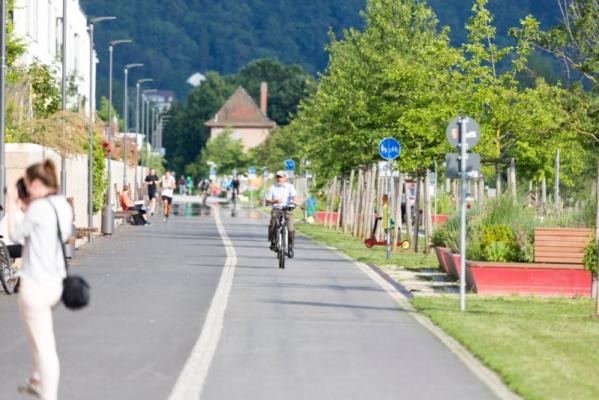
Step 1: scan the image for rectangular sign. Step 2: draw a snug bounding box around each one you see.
[445,153,481,179]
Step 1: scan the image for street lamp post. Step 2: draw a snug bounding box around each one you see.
[101,39,131,235]
[142,89,157,165]
[60,0,67,194]
[122,63,143,189]
[135,79,153,198]
[0,0,7,213]
[87,16,116,242]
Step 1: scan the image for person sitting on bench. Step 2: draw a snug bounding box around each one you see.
[119,186,150,225]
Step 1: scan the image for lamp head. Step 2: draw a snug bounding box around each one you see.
[90,16,116,24]
[110,39,132,47]
[125,63,143,70]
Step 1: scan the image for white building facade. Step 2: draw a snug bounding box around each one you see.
[12,0,95,113]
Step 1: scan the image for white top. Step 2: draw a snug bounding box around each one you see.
[161,175,176,198]
[266,182,297,209]
[10,195,73,291]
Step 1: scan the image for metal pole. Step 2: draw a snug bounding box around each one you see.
[123,67,128,188]
[459,117,468,311]
[123,64,143,189]
[135,82,139,198]
[86,16,115,241]
[61,0,67,194]
[87,22,94,241]
[390,173,391,260]
[554,149,560,212]
[101,44,114,235]
[0,0,6,213]
[102,39,131,235]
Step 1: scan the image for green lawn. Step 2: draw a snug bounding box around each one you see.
[412,296,599,400]
[295,222,437,270]
[297,221,599,400]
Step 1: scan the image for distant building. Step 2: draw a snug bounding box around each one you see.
[144,90,175,113]
[12,0,94,113]
[205,83,276,151]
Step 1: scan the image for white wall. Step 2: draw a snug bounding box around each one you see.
[6,143,146,231]
[13,0,94,113]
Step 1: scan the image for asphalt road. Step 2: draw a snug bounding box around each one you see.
[0,200,497,400]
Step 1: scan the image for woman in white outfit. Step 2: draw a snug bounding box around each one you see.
[6,160,73,400]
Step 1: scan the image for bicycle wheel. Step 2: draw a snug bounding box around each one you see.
[0,242,18,295]
[278,228,287,269]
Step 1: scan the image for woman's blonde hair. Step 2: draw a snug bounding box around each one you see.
[25,159,59,192]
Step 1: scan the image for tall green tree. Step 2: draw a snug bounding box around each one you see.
[290,0,462,179]
[192,129,248,177]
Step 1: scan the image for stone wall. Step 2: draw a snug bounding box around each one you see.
[6,143,146,230]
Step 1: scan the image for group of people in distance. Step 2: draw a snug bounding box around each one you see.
[122,167,299,259]
[119,168,176,224]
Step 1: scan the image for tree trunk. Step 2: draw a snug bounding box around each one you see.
[595,159,599,317]
[394,174,404,247]
[413,176,421,253]
[405,180,414,243]
[353,170,363,237]
[424,171,431,254]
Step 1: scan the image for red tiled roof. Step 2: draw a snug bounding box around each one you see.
[205,86,276,128]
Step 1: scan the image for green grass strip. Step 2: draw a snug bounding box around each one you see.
[296,222,437,270]
[412,295,599,400]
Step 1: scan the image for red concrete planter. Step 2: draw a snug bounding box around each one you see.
[315,211,338,225]
[466,261,592,297]
[433,247,450,273]
[440,249,459,279]
[432,214,448,225]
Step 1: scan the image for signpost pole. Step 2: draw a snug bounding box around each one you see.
[459,117,467,312]
[386,170,391,260]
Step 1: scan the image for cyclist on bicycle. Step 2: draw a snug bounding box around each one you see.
[230,175,240,198]
[265,170,298,258]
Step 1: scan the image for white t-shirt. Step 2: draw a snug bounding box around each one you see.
[10,195,73,291]
[266,183,297,209]
[161,175,176,198]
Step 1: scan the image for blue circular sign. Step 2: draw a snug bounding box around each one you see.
[378,137,401,160]
[284,159,295,170]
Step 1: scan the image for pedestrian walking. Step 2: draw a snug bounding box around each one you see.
[6,160,73,400]
[178,175,186,195]
[144,168,159,216]
[160,170,176,222]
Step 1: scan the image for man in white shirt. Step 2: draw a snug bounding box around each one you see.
[160,170,176,222]
[265,170,299,258]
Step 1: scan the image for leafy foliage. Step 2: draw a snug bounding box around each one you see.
[194,130,248,177]
[582,237,598,274]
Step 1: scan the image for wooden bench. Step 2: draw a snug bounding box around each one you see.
[534,227,593,266]
[465,227,594,297]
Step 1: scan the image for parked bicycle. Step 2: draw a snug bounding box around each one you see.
[273,204,295,269]
[0,236,20,295]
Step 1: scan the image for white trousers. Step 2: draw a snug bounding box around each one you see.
[18,277,62,400]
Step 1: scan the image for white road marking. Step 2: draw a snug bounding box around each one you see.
[168,206,237,400]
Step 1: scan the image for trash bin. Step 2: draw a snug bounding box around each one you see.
[101,205,114,235]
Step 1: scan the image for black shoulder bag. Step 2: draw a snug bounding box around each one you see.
[51,202,90,310]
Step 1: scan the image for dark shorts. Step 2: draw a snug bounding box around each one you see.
[148,191,156,200]
[162,195,173,205]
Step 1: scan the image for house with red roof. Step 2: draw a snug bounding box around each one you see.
[205,83,276,151]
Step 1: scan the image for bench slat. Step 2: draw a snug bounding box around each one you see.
[533,228,592,264]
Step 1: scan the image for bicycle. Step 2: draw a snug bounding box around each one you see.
[0,237,20,295]
[273,204,295,269]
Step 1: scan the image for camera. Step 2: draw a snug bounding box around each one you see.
[16,178,28,200]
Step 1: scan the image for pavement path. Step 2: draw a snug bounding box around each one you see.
[0,199,502,399]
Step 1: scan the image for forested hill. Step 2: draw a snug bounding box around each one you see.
[80,0,560,100]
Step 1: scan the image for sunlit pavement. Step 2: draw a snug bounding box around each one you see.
[0,201,496,399]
